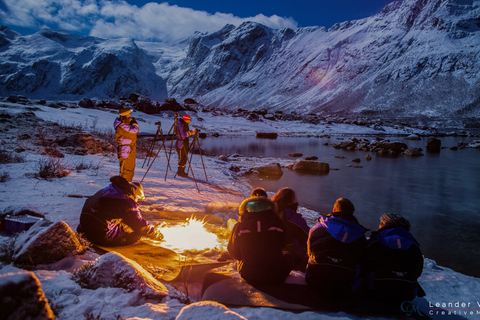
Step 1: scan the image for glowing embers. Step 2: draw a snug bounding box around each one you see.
[154,217,224,253]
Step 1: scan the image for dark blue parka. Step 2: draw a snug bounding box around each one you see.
[361,226,424,302]
[306,212,367,296]
[78,176,149,246]
[228,200,294,285]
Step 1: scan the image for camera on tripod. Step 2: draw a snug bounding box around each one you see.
[155,121,161,126]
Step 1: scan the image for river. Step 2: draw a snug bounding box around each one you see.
[199,135,480,278]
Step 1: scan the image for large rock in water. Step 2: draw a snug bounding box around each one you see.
[254,163,283,178]
[292,160,330,173]
[72,252,168,299]
[426,137,441,152]
[13,220,87,266]
[0,270,55,320]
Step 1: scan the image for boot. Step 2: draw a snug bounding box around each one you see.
[177,166,188,177]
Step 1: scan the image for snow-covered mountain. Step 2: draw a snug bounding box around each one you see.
[1,0,479,118]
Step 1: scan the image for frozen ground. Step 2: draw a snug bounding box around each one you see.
[1,102,479,319]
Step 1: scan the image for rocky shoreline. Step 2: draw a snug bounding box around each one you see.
[3,94,480,138]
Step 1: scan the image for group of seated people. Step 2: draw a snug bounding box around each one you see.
[227,187,425,310]
[77,177,424,312]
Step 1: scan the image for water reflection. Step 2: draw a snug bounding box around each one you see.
[200,136,480,277]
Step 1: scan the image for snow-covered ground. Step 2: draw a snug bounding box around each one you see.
[1,102,480,320]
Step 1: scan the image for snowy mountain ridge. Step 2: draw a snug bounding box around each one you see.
[0,0,479,118]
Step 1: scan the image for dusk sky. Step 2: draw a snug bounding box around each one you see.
[0,0,398,42]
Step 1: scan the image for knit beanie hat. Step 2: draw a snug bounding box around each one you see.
[119,108,133,116]
[183,114,191,122]
[380,213,411,231]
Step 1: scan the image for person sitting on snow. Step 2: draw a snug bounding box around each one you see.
[305,198,367,300]
[360,213,424,308]
[77,176,162,246]
[271,187,310,272]
[227,196,294,285]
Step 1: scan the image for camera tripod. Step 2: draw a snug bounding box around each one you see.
[140,113,207,193]
[141,121,170,170]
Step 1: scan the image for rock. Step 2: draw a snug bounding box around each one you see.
[293,160,330,173]
[264,114,275,120]
[78,97,94,109]
[288,153,303,157]
[405,134,421,140]
[218,155,228,161]
[255,163,283,177]
[365,154,372,161]
[352,158,361,163]
[403,148,424,156]
[176,301,245,320]
[13,220,87,266]
[426,137,441,153]
[0,270,55,320]
[304,156,318,160]
[256,132,278,139]
[72,252,168,299]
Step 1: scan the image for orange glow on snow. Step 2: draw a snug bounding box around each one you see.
[155,217,224,253]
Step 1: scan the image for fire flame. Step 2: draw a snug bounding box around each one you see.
[155,217,224,253]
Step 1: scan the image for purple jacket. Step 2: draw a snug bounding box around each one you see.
[114,118,139,159]
[176,119,191,149]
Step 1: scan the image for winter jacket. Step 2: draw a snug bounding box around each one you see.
[78,176,148,246]
[114,117,139,159]
[175,119,191,150]
[228,207,294,285]
[361,227,424,303]
[306,212,367,296]
[283,205,310,271]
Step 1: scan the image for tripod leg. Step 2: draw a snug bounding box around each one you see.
[194,134,208,181]
[142,126,161,168]
[140,123,174,184]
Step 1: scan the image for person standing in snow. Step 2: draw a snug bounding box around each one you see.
[114,108,139,182]
[175,114,196,177]
[77,176,161,246]
[360,213,424,308]
[271,187,310,272]
[305,198,367,301]
[227,196,294,285]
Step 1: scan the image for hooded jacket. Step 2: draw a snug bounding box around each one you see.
[227,201,293,284]
[79,176,148,246]
[362,226,424,301]
[305,212,367,294]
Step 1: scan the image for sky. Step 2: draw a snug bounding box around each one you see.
[0,0,398,43]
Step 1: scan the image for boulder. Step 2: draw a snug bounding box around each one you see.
[0,270,55,320]
[72,252,168,299]
[288,153,303,157]
[426,137,441,153]
[405,134,421,140]
[256,132,278,139]
[13,220,87,266]
[293,160,330,173]
[176,301,245,320]
[78,97,94,109]
[255,163,283,177]
[263,114,275,120]
[403,148,424,156]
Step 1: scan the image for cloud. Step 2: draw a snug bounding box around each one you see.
[0,0,298,42]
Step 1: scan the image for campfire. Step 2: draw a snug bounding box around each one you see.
[151,216,226,254]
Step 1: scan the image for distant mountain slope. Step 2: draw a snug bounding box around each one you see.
[1,0,479,118]
[0,27,168,101]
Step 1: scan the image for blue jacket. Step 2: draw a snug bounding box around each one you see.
[361,227,424,301]
[305,212,367,294]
